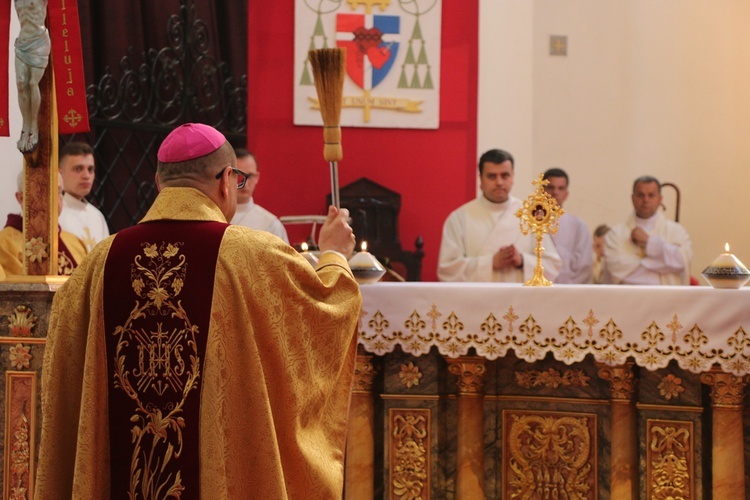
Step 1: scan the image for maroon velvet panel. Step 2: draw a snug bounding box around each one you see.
[102,220,228,498]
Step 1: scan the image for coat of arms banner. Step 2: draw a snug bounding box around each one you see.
[294,0,442,129]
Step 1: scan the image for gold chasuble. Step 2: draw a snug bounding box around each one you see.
[35,188,362,499]
[0,214,87,276]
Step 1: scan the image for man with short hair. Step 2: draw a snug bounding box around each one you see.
[36,123,362,498]
[604,176,692,285]
[58,141,110,251]
[231,148,289,243]
[543,168,593,284]
[438,149,561,282]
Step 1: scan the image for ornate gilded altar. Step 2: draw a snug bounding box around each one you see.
[346,283,750,499]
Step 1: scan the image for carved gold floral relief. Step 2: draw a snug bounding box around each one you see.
[447,357,486,395]
[8,344,31,370]
[399,361,422,389]
[24,236,48,263]
[658,374,684,401]
[8,305,37,337]
[5,374,35,500]
[516,368,590,389]
[390,409,430,499]
[597,363,637,401]
[9,412,31,500]
[647,420,693,499]
[700,370,749,407]
[504,411,596,499]
[353,355,378,393]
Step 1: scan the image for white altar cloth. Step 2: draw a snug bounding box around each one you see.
[359,283,750,374]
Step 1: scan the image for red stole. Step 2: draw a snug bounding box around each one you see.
[102,220,228,498]
[4,213,79,274]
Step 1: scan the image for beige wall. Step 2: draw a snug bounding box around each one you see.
[480,0,750,280]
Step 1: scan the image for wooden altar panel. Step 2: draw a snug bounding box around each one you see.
[0,283,58,498]
[646,419,695,499]
[3,372,37,499]
[502,410,598,499]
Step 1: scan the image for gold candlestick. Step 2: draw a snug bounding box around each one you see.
[515,173,565,286]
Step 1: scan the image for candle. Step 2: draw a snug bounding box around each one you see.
[300,242,319,267]
[348,241,386,284]
[701,243,750,289]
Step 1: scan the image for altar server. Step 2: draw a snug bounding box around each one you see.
[58,142,110,252]
[35,123,362,498]
[438,149,561,282]
[604,175,692,285]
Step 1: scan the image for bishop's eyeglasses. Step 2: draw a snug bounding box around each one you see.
[215,166,255,189]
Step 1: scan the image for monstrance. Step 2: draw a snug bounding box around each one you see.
[515,174,565,286]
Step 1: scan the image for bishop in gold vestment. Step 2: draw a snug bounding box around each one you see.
[35,124,362,499]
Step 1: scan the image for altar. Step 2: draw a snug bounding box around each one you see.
[345,283,750,499]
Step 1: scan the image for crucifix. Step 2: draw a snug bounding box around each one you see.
[9,0,89,278]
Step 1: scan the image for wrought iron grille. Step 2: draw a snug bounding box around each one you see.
[62,0,246,232]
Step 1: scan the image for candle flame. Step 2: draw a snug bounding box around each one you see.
[361,241,368,252]
[301,242,309,252]
[725,242,730,253]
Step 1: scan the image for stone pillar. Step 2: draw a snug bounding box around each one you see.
[598,362,638,500]
[345,353,378,500]
[700,368,748,498]
[447,356,486,500]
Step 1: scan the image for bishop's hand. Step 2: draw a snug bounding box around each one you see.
[318,206,356,259]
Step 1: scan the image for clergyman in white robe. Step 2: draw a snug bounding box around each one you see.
[604,210,692,285]
[438,195,562,282]
[552,213,593,284]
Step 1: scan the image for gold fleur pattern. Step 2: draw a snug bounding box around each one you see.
[8,344,32,370]
[516,368,590,389]
[8,305,37,337]
[359,285,750,374]
[390,409,430,499]
[658,374,685,401]
[647,420,693,499]
[24,236,48,263]
[399,361,422,388]
[504,411,596,499]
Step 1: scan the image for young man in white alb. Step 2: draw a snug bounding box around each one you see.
[58,142,110,251]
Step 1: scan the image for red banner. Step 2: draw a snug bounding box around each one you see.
[47,0,89,134]
[0,0,10,136]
